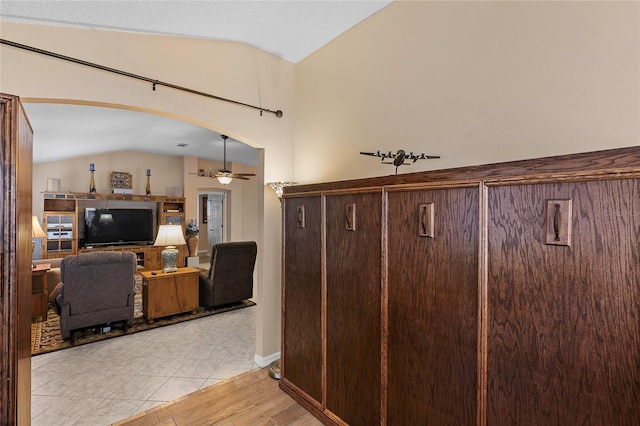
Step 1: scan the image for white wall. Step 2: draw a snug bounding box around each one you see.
[295,1,640,183]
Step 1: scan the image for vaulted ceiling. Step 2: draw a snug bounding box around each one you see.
[1,0,393,164]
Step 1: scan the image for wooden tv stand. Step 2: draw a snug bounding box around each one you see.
[78,244,185,271]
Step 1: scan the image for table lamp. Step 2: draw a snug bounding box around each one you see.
[32,216,46,263]
[154,225,186,272]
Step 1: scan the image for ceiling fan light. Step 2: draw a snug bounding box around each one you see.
[217,175,233,185]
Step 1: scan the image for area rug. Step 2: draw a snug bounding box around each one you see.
[31,289,255,356]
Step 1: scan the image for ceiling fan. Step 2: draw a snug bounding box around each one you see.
[192,134,256,184]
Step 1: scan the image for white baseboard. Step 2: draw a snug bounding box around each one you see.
[254,351,280,368]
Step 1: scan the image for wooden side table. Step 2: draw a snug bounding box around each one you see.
[32,263,51,320]
[140,267,199,323]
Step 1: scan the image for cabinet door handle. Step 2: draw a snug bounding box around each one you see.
[553,203,561,241]
[418,203,434,238]
[345,203,356,231]
[297,206,305,228]
[545,199,572,246]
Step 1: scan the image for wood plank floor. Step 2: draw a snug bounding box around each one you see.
[112,368,323,425]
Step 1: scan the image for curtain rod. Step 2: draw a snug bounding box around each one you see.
[0,38,283,118]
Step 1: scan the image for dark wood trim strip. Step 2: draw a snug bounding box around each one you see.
[477,183,489,426]
[320,194,328,411]
[279,379,336,425]
[285,146,640,194]
[380,188,388,425]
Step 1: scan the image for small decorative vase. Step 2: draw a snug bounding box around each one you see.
[186,235,198,257]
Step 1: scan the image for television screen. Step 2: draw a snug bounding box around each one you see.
[84,208,154,246]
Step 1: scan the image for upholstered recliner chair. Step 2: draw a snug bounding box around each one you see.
[199,241,257,308]
[57,251,136,341]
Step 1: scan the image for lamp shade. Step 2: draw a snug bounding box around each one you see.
[32,216,46,238]
[266,182,298,199]
[154,225,186,272]
[154,225,186,247]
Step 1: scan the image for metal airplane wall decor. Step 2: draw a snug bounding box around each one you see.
[360,149,440,174]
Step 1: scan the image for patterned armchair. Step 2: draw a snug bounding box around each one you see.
[199,241,257,308]
[57,251,136,342]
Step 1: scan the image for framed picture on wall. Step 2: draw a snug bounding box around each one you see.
[111,171,133,194]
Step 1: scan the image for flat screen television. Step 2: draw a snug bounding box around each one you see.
[84,208,154,247]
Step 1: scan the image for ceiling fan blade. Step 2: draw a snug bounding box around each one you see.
[191,171,215,177]
[193,135,256,181]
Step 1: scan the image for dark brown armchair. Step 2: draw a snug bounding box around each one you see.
[199,241,257,308]
[57,251,136,341]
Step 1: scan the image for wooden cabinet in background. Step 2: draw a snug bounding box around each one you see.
[42,195,77,259]
[31,263,51,321]
[281,147,640,426]
[78,244,185,271]
[160,198,186,229]
[43,212,76,258]
[140,267,199,322]
[40,193,187,260]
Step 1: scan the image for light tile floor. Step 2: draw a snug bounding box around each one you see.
[31,304,258,425]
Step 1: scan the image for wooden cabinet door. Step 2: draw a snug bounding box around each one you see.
[142,269,199,320]
[144,247,160,271]
[487,180,640,425]
[282,195,323,405]
[325,190,382,425]
[43,212,76,258]
[386,187,479,425]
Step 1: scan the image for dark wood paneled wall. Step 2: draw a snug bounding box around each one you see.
[487,180,640,425]
[281,147,640,426]
[387,187,479,425]
[282,196,323,403]
[325,191,382,425]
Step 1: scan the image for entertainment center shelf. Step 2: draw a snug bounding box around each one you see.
[41,192,186,263]
[77,244,185,271]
